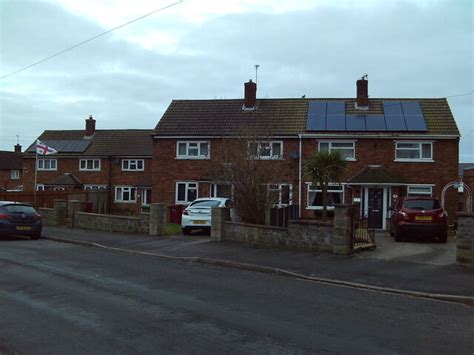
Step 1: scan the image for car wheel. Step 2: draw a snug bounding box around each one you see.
[394,229,403,242]
[438,233,447,243]
[31,234,41,240]
[182,227,191,235]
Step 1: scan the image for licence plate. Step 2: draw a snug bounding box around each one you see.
[16,226,32,231]
[193,220,207,225]
[415,216,432,221]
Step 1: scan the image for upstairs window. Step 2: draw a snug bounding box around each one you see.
[122,159,144,171]
[10,170,20,180]
[79,159,100,171]
[318,141,355,161]
[248,141,283,160]
[38,159,57,171]
[395,142,433,161]
[177,141,210,159]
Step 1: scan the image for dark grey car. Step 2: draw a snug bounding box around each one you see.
[0,201,42,239]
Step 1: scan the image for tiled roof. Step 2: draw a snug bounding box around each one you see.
[154,98,459,137]
[0,151,22,170]
[45,173,83,187]
[459,163,474,176]
[348,165,406,184]
[24,130,154,156]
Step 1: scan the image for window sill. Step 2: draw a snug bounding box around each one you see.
[79,170,101,172]
[114,200,137,204]
[306,206,336,210]
[37,169,57,171]
[394,159,434,163]
[121,169,145,172]
[176,157,210,160]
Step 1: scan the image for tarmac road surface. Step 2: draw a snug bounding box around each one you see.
[0,237,472,354]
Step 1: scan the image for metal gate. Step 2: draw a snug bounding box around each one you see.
[351,206,376,251]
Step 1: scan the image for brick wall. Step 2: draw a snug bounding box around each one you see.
[153,137,459,223]
[22,156,152,213]
[0,169,23,191]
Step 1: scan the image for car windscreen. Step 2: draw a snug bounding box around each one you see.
[403,199,440,210]
[189,200,222,208]
[2,204,37,214]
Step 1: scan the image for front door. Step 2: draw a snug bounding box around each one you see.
[368,188,383,229]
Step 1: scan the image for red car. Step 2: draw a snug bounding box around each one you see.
[390,197,448,243]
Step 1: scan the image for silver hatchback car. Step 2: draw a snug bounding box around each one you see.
[181,197,230,235]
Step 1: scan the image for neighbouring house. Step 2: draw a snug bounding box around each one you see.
[0,144,23,191]
[22,116,154,214]
[152,77,460,230]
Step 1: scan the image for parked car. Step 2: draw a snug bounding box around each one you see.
[389,197,447,243]
[181,198,230,235]
[0,201,42,240]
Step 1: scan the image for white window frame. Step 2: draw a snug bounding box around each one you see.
[176,141,210,159]
[248,141,283,160]
[318,140,356,161]
[176,181,199,204]
[115,186,137,203]
[210,183,233,198]
[268,183,293,206]
[36,184,45,191]
[407,185,433,196]
[306,182,345,210]
[79,159,101,171]
[10,170,20,180]
[37,159,57,171]
[53,187,65,191]
[394,141,433,162]
[84,184,107,190]
[121,159,144,171]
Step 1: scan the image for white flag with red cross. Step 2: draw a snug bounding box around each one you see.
[36,140,58,155]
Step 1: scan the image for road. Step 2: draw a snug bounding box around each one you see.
[0,237,472,354]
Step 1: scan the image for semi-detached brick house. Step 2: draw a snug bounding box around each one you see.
[0,144,23,191]
[22,116,153,214]
[152,78,460,230]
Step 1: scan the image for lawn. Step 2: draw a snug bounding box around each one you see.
[165,223,182,235]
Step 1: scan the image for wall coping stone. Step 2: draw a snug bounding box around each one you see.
[39,207,54,211]
[456,212,474,217]
[224,220,287,231]
[75,211,140,221]
[290,219,333,226]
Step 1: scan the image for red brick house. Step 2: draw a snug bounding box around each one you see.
[152,78,460,230]
[22,116,154,213]
[0,144,23,191]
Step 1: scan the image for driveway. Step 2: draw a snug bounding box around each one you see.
[361,232,457,266]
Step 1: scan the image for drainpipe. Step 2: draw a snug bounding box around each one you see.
[108,156,113,213]
[298,134,302,218]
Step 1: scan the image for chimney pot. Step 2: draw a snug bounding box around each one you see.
[14,144,21,153]
[244,79,257,109]
[85,115,96,137]
[356,77,369,108]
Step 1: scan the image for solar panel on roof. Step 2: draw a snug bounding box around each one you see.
[346,114,367,131]
[365,114,387,131]
[326,101,345,114]
[401,101,427,131]
[383,101,403,115]
[27,140,91,153]
[385,114,407,131]
[326,114,346,130]
[306,101,326,130]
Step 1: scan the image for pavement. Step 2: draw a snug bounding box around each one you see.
[42,226,474,302]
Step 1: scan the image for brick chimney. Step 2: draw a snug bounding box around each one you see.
[356,76,369,108]
[14,144,21,153]
[243,79,257,109]
[85,115,96,137]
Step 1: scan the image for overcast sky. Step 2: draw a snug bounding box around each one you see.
[0,0,472,161]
